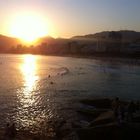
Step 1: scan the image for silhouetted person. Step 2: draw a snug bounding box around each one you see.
[116,103,127,126]
[112,97,120,118]
[136,101,140,111]
[127,101,136,121]
[119,104,125,121]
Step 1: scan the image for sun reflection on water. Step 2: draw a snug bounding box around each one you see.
[15,55,59,133]
[16,54,40,129]
[21,54,39,94]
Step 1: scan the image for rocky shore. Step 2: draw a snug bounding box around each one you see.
[1,98,140,140]
[75,98,140,140]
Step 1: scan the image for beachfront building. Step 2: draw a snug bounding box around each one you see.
[96,31,122,53]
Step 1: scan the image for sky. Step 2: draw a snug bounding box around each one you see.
[0,0,140,38]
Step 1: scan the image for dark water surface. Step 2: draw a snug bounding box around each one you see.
[0,54,140,133]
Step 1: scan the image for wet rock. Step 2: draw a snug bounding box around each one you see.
[80,98,111,109]
[77,98,140,140]
[77,109,105,121]
[90,111,115,127]
[77,123,119,140]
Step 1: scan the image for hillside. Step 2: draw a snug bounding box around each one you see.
[72,30,140,42]
[0,30,140,57]
[0,35,21,52]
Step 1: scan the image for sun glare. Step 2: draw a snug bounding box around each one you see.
[20,54,38,94]
[10,14,48,43]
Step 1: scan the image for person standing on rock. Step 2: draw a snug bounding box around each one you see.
[136,101,140,112]
[127,101,136,121]
[112,97,120,118]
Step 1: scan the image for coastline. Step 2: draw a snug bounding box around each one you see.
[1,53,140,65]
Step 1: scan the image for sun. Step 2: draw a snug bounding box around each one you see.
[10,13,48,43]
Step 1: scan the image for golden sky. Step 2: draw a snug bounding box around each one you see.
[0,0,140,42]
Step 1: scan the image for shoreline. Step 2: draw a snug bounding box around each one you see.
[1,53,140,65]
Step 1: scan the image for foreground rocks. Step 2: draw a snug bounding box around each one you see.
[75,98,140,140]
[1,98,140,140]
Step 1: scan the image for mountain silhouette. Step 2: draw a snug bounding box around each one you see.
[0,34,21,52]
[0,30,140,53]
[72,30,140,42]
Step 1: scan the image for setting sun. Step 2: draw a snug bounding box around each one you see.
[10,13,48,43]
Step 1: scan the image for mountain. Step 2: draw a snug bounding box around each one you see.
[72,30,140,42]
[37,36,70,46]
[37,36,55,44]
[1,30,140,53]
[0,35,21,52]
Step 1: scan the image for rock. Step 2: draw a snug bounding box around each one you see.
[77,123,119,140]
[90,111,115,127]
[77,109,105,120]
[72,120,90,129]
[80,98,112,109]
